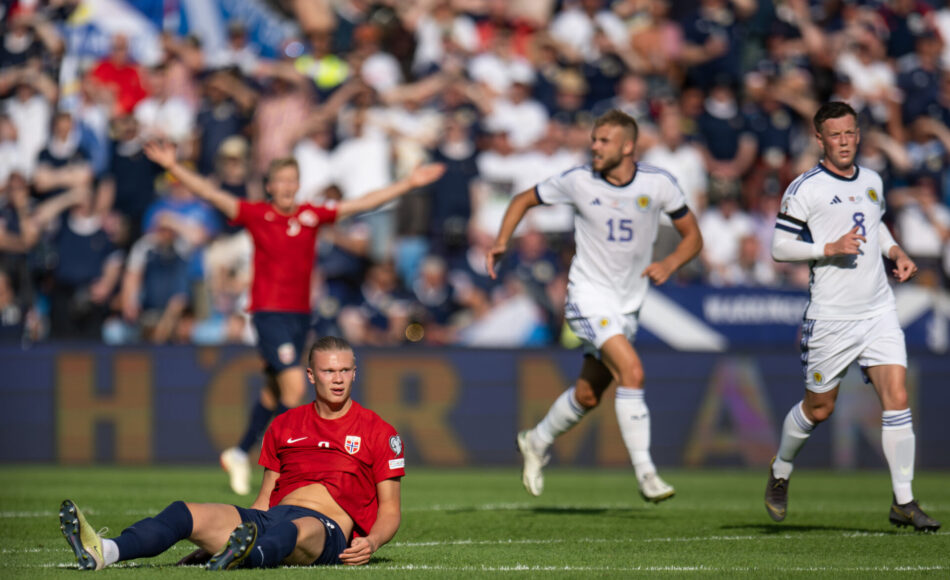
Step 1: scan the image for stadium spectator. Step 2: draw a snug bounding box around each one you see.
[36,188,123,339]
[113,215,192,345]
[193,69,256,177]
[32,111,93,202]
[426,112,479,261]
[143,139,442,496]
[88,33,148,116]
[407,254,461,345]
[892,176,950,288]
[679,0,753,90]
[59,336,405,570]
[134,62,196,146]
[765,101,940,533]
[895,26,943,134]
[699,180,755,287]
[95,114,165,242]
[486,110,703,502]
[2,64,55,177]
[696,81,758,190]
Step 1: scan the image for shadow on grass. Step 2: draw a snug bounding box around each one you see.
[720,522,895,535]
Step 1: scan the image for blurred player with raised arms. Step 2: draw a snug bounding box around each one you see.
[765,101,940,531]
[487,109,703,502]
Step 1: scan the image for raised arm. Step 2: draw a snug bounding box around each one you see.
[643,209,703,284]
[335,163,446,220]
[143,140,240,220]
[339,478,401,566]
[485,188,541,279]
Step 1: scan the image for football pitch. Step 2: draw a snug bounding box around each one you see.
[1,466,947,578]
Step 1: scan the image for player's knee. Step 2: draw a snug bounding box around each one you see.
[617,367,644,389]
[886,389,908,410]
[807,401,835,423]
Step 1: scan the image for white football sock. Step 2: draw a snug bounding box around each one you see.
[881,409,915,505]
[615,387,656,482]
[103,538,119,566]
[772,401,814,480]
[531,386,587,455]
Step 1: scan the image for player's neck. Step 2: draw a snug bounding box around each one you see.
[602,160,637,186]
[313,398,353,420]
[820,159,856,179]
[271,201,298,216]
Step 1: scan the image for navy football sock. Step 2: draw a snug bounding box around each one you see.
[245,521,298,568]
[238,401,274,453]
[111,501,193,561]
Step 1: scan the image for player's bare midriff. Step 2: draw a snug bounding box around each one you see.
[280,482,355,538]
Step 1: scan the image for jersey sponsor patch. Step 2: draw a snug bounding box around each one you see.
[389,458,405,470]
[344,435,361,454]
[298,209,317,227]
[389,435,403,456]
[278,342,296,365]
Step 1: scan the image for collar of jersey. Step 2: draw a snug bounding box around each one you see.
[593,163,637,188]
[817,161,860,182]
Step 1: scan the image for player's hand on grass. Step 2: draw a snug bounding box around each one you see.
[143,140,177,170]
[407,163,446,188]
[339,536,376,566]
[485,243,507,280]
[824,225,865,256]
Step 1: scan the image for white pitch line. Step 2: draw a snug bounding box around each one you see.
[327,564,949,573]
[390,531,927,548]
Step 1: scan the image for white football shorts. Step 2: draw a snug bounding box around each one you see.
[565,304,639,357]
[800,309,907,393]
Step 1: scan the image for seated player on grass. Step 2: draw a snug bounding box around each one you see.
[59,336,406,570]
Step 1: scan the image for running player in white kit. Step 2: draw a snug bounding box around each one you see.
[486,109,703,502]
[765,102,939,531]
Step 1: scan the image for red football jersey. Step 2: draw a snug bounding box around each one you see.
[233,200,338,313]
[259,401,405,537]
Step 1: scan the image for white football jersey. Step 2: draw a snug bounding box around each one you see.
[536,163,688,315]
[775,164,894,320]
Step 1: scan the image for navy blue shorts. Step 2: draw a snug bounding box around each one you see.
[252,312,311,373]
[234,504,347,566]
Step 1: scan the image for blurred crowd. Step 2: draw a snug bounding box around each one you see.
[2,0,950,348]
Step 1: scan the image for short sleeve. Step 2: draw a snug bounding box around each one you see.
[258,422,280,472]
[775,185,811,238]
[308,201,339,226]
[659,173,688,216]
[231,200,257,228]
[536,166,584,206]
[370,420,405,483]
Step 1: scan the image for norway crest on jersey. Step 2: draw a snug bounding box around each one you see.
[344,435,361,454]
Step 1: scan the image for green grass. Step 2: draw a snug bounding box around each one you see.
[1,466,947,578]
